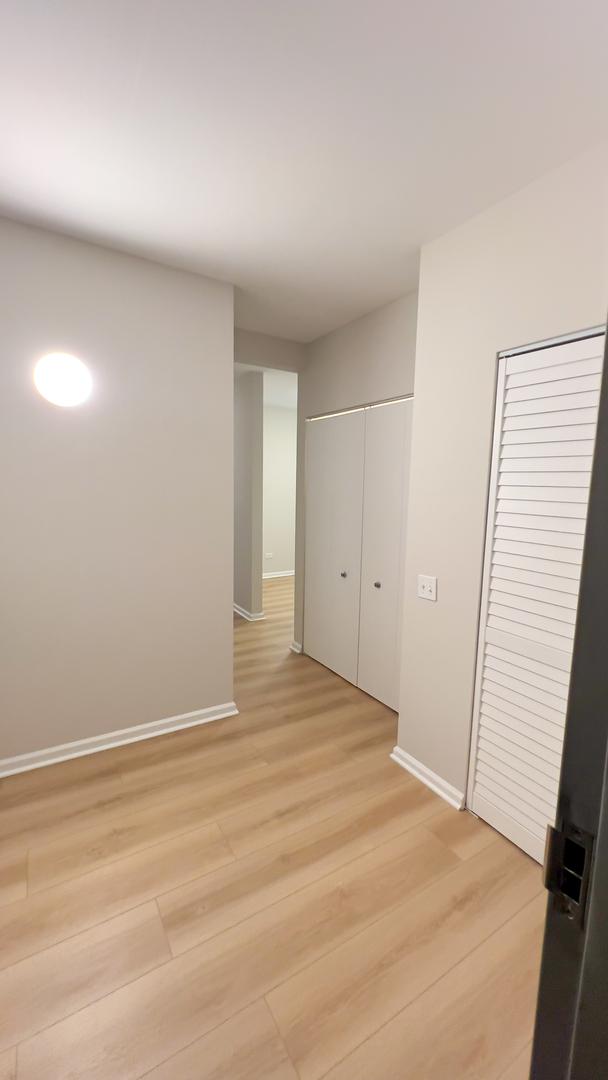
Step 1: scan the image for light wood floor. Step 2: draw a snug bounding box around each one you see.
[0,577,544,1080]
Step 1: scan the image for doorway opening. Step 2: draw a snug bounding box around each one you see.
[233,365,298,670]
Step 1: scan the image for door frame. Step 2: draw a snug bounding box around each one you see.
[532,323,608,1077]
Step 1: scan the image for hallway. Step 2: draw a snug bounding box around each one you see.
[0,578,542,1079]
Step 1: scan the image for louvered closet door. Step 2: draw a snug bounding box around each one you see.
[468,331,606,862]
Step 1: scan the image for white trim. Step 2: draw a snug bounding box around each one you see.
[498,324,605,358]
[263,571,294,579]
[390,746,465,810]
[306,406,365,422]
[0,702,239,778]
[367,396,413,410]
[306,394,414,423]
[290,640,303,654]
[233,603,265,621]
[466,353,507,806]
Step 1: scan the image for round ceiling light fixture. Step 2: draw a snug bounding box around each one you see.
[33,352,93,407]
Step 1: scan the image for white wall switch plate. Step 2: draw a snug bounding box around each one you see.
[417,574,437,601]
[264,552,273,559]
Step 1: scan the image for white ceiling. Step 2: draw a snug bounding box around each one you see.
[2,1,607,342]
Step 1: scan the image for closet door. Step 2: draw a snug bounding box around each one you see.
[303,409,365,683]
[357,400,413,709]
[468,331,605,861]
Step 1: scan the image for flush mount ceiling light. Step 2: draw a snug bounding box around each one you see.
[33,353,93,407]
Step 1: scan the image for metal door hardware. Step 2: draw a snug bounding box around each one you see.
[544,822,594,927]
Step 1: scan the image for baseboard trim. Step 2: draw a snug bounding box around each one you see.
[263,571,294,580]
[233,604,265,621]
[0,702,239,779]
[390,746,465,810]
[290,641,303,654]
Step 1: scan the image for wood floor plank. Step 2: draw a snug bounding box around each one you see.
[18,827,459,1080]
[5,578,543,1079]
[5,755,269,864]
[231,693,357,736]
[236,676,353,712]
[424,806,498,860]
[0,753,122,803]
[159,782,444,954]
[28,765,261,892]
[141,1000,298,1080]
[22,740,385,892]
[217,751,406,856]
[0,1049,16,1080]
[0,775,128,854]
[116,739,268,797]
[248,701,393,759]
[0,901,170,1051]
[319,894,544,1080]
[0,853,26,908]
[499,1042,533,1079]
[0,824,233,971]
[266,842,543,1080]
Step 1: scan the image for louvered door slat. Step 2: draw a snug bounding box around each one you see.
[499,471,592,486]
[492,550,581,579]
[500,440,594,458]
[468,331,605,861]
[481,701,562,749]
[505,355,602,388]
[502,423,596,443]
[476,744,559,798]
[476,761,557,816]
[505,373,602,401]
[490,575,578,608]
[484,656,569,700]
[484,642,571,684]
[482,664,569,709]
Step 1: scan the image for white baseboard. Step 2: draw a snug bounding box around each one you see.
[263,571,294,580]
[0,702,239,779]
[290,641,303,654]
[390,746,465,810]
[233,603,265,621]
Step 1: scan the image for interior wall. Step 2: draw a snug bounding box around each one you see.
[0,217,235,761]
[397,142,608,798]
[263,404,297,576]
[234,370,264,615]
[293,292,418,645]
[235,327,307,373]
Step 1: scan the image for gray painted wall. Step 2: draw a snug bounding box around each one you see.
[234,370,264,615]
[0,217,234,760]
[263,405,297,577]
[235,328,307,373]
[397,142,608,796]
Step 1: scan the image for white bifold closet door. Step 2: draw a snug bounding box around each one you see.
[304,408,365,684]
[468,331,605,862]
[358,400,413,709]
[304,399,411,707]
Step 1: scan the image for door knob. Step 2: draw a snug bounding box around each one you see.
[340,571,347,578]
[374,581,381,588]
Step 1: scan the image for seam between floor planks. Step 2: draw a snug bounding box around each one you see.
[286,889,543,1080]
